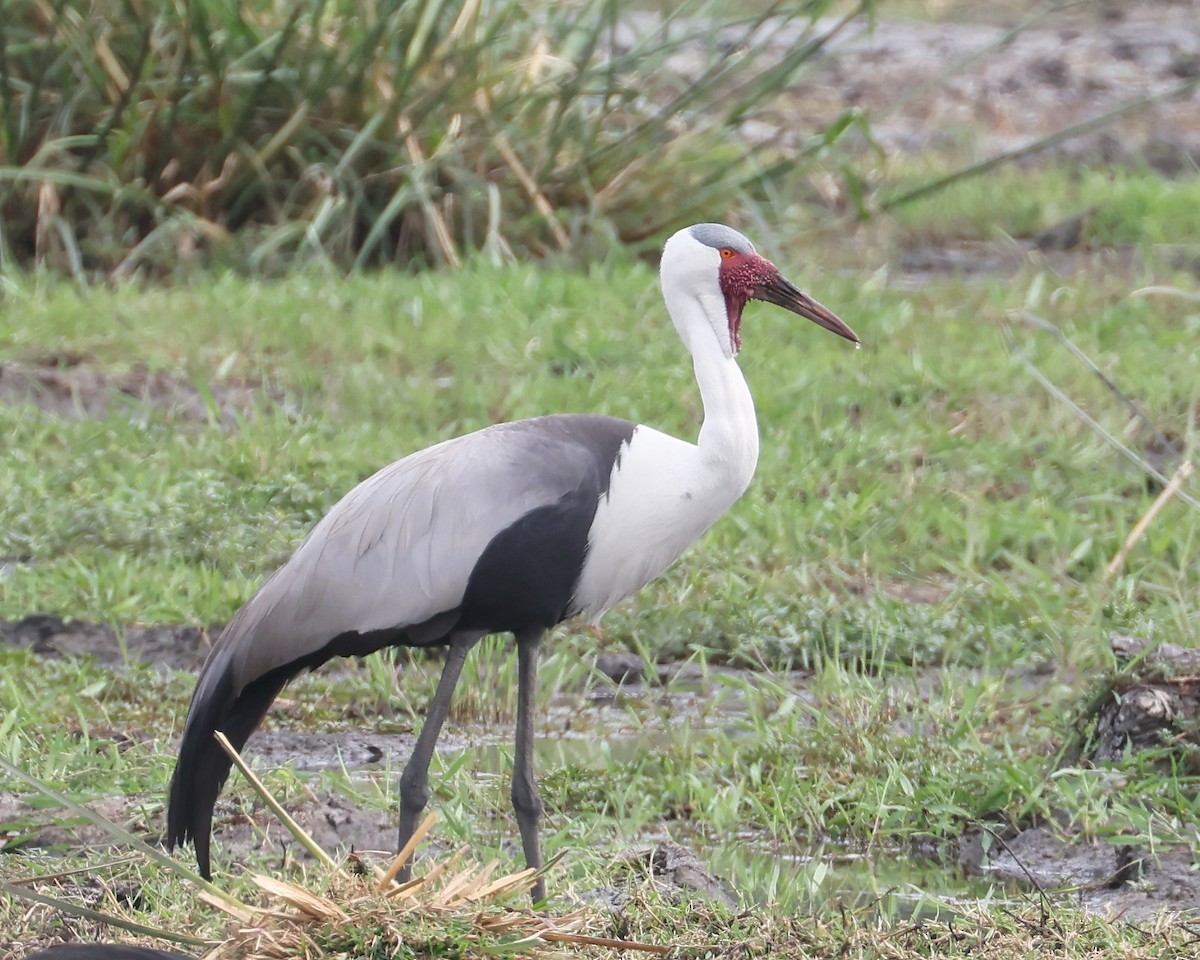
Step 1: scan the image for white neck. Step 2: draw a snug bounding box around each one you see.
[568,279,761,621]
[669,294,760,490]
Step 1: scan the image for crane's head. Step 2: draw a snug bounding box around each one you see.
[660,223,859,358]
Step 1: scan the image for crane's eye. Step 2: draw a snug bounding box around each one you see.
[719,247,736,260]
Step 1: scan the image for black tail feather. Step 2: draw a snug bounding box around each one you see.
[166,623,440,878]
[166,656,295,879]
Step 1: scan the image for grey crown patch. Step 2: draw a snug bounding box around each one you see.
[688,223,755,254]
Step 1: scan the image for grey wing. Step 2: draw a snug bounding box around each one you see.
[217,416,612,690]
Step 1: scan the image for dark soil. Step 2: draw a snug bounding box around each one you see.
[800,5,1200,170]
[0,358,289,425]
[954,632,1200,920]
[1,614,215,673]
[974,828,1200,920]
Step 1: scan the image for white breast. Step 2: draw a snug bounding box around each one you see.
[571,424,756,621]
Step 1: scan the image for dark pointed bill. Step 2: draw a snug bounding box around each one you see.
[754,274,859,344]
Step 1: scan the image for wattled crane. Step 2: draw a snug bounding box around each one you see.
[167,223,859,901]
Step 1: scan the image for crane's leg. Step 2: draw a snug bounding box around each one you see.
[512,628,546,902]
[396,631,482,882]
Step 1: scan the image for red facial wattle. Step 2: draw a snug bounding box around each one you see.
[718,252,776,354]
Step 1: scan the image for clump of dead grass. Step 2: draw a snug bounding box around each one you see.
[1,747,666,959]
[203,840,665,960]
[202,733,668,957]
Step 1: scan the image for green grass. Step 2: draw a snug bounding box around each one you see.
[886,162,1200,248]
[2,227,1200,952]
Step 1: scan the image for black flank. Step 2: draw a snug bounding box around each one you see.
[458,487,594,632]
[459,416,634,631]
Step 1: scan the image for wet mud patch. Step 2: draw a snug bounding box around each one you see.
[204,789,410,876]
[0,787,414,878]
[583,843,738,910]
[244,729,451,773]
[804,5,1200,169]
[1,615,216,673]
[0,357,288,424]
[0,733,462,867]
[971,828,1200,920]
[950,631,1200,919]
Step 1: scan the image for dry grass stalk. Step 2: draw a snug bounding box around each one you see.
[477,90,572,253]
[397,114,462,269]
[1106,459,1196,578]
[215,731,343,877]
[375,810,438,889]
[249,874,349,922]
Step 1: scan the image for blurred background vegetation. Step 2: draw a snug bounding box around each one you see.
[4,0,1198,277]
[0,0,882,276]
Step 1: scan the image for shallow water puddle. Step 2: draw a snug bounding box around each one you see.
[700,837,1021,916]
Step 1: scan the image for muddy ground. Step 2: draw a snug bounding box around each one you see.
[644,0,1200,170]
[0,359,290,426]
[3,615,1199,920]
[803,2,1200,170]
